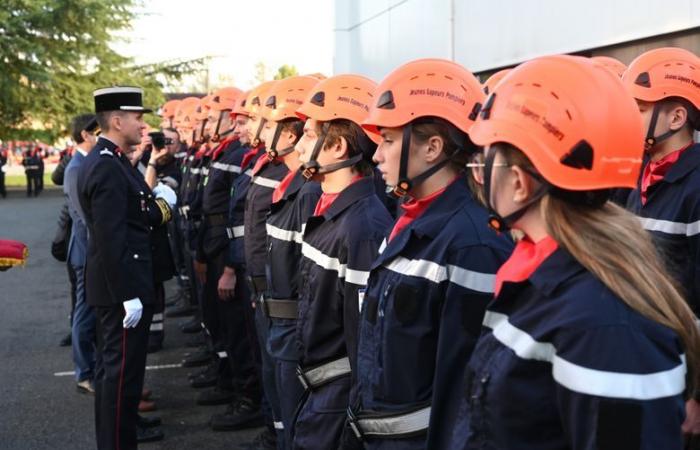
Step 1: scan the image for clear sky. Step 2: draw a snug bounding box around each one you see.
[112,0,335,92]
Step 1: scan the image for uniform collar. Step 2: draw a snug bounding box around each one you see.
[97,136,119,153]
[527,247,586,297]
[374,177,474,267]
[321,175,377,221]
[405,176,473,240]
[663,143,700,184]
[283,170,307,201]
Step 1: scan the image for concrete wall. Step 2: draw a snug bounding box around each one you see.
[334,0,700,80]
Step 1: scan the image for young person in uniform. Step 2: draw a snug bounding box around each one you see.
[291,74,393,449]
[346,59,513,449]
[450,54,700,450]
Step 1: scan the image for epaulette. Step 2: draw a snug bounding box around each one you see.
[100,149,113,157]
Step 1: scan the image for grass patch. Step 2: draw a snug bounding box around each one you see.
[4,174,56,188]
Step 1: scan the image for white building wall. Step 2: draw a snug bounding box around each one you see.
[334,0,700,80]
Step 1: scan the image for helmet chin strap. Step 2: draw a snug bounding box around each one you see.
[388,122,459,199]
[210,111,225,143]
[267,122,298,161]
[483,148,549,233]
[300,122,365,180]
[645,103,682,150]
[251,118,267,149]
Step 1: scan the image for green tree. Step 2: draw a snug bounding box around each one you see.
[0,0,201,141]
[254,61,270,84]
[274,64,299,80]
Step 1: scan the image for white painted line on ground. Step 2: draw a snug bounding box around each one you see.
[53,363,183,377]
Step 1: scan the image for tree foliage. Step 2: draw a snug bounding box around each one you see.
[274,64,299,80]
[0,0,202,141]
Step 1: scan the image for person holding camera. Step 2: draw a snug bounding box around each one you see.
[137,129,182,352]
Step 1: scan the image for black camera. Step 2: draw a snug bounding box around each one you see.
[148,131,173,150]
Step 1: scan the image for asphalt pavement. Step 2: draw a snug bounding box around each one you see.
[0,188,260,449]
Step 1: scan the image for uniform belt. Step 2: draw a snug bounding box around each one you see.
[347,405,431,440]
[226,225,244,239]
[296,356,351,391]
[246,275,267,296]
[205,213,227,226]
[261,297,298,319]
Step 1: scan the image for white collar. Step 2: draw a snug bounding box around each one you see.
[76,147,88,157]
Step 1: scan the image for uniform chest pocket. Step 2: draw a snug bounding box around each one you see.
[392,282,424,325]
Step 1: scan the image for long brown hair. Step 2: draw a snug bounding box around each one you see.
[501,144,700,392]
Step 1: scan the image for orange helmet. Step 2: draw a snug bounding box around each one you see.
[262,75,320,122]
[195,94,215,121]
[210,87,244,112]
[232,90,250,117]
[470,55,644,192]
[483,69,512,95]
[243,81,278,117]
[304,73,328,80]
[174,97,200,129]
[622,47,700,108]
[262,76,321,159]
[363,59,484,135]
[160,99,182,120]
[363,58,484,198]
[296,74,379,179]
[591,56,626,78]
[296,74,379,143]
[622,47,700,146]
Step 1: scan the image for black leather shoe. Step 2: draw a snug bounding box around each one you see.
[197,387,236,406]
[182,350,212,368]
[136,425,164,443]
[210,396,263,431]
[235,427,278,449]
[188,359,218,380]
[180,317,203,334]
[59,333,72,347]
[166,301,196,318]
[137,414,162,428]
[190,370,218,388]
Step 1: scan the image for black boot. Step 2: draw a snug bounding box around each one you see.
[197,386,237,406]
[210,396,263,431]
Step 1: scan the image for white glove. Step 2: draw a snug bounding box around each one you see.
[123,298,143,328]
[153,183,177,209]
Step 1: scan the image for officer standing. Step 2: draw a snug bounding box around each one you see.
[77,86,163,450]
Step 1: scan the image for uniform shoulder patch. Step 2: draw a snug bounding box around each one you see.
[100,149,113,157]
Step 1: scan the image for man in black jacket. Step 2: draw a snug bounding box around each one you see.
[78,86,170,450]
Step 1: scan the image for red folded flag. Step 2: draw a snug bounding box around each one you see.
[0,239,29,268]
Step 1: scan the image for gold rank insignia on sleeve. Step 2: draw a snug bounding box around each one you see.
[154,198,173,225]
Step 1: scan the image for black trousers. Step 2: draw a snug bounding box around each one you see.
[25,171,38,196]
[0,171,6,197]
[94,304,153,450]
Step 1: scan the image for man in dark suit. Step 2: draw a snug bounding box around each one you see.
[64,114,99,394]
[78,86,169,449]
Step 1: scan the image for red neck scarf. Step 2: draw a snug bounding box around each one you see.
[241,146,262,171]
[313,175,363,216]
[388,180,454,242]
[494,235,558,297]
[640,142,692,205]
[194,143,209,159]
[211,136,238,161]
[251,150,271,176]
[272,170,297,204]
